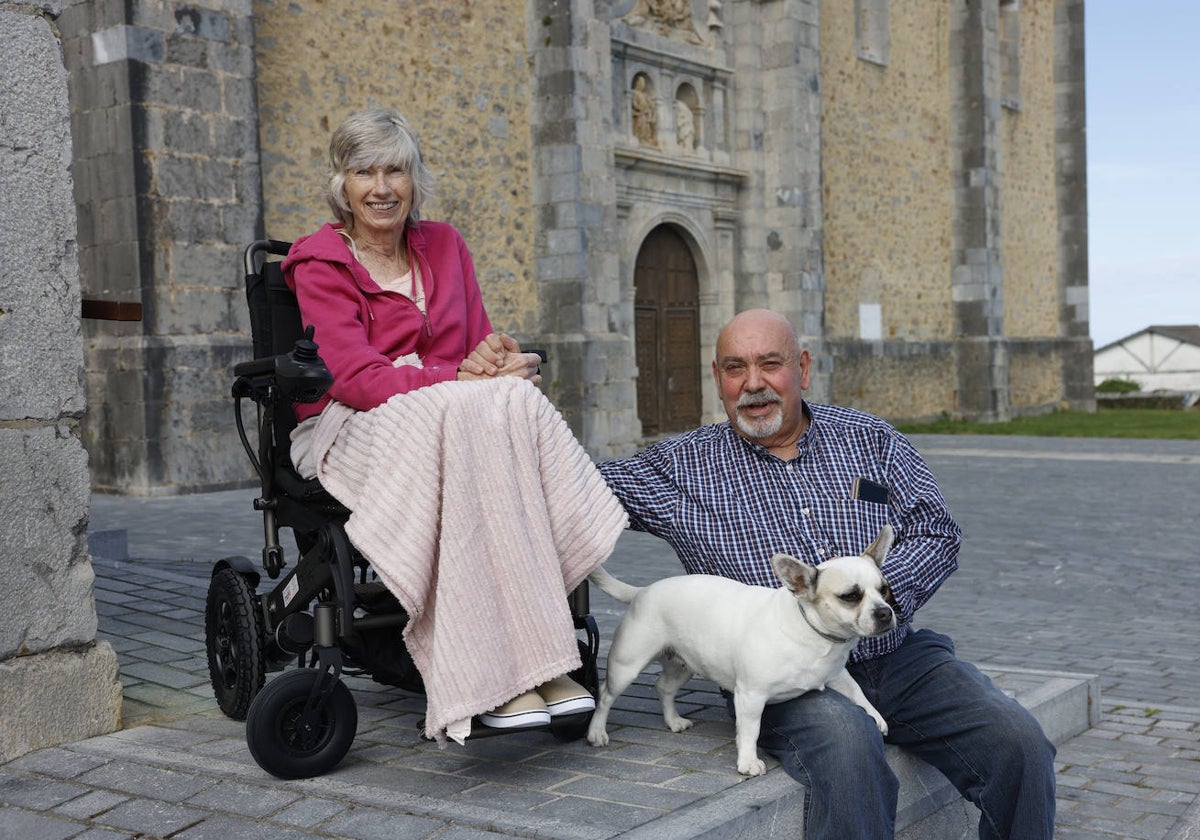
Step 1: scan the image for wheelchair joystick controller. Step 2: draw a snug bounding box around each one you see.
[276,326,333,404]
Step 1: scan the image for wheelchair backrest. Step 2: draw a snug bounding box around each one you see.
[243,239,304,446]
[244,239,300,359]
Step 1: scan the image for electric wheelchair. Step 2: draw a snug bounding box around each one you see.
[204,240,601,779]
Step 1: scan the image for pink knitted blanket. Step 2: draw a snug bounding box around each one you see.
[308,377,627,741]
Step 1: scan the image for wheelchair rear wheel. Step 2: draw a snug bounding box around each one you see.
[246,669,357,779]
[205,567,266,720]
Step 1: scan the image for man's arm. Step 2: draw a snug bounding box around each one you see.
[878,431,962,627]
[597,451,678,537]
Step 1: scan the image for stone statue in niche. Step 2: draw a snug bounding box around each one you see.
[632,76,658,147]
[675,99,695,152]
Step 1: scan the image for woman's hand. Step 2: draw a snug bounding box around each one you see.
[457,333,542,385]
[458,333,507,377]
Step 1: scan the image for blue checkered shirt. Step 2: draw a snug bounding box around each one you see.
[598,402,961,661]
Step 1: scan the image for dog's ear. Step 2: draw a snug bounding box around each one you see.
[770,553,818,595]
[863,524,894,569]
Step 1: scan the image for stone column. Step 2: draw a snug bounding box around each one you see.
[733,0,827,399]
[1055,0,1094,411]
[529,0,640,459]
[0,0,122,762]
[951,0,1010,421]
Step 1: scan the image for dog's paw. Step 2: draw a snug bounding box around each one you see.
[872,714,888,735]
[586,726,610,747]
[738,758,768,776]
[665,716,693,733]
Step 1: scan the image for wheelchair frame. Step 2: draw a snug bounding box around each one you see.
[203,240,601,779]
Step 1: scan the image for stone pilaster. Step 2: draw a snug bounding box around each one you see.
[529,0,639,458]
[62,0,262,494]
[1055,0,1094,410]
[0,0,121,761]
[734,0,828,399]
[951,0,1009,421]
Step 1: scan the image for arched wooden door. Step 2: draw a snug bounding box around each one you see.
[634,226,701,436]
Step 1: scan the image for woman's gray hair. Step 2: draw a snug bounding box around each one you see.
[324,109,435,228]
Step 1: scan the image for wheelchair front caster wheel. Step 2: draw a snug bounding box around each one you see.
[205,567,265,720]
[246,669,358,779]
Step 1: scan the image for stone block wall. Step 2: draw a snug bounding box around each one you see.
[827,341,959,423]
[1000,0,1060,341]
[819,0,956,345]
[254,0,539,336]
[1009,340,1069,413]
[0,0,121,761]
[62,0,263,494]
[818,0,1090,422]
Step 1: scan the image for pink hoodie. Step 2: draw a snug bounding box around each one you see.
[283,221,493,421]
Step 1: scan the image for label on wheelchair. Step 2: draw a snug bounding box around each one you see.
[283,574,300,608]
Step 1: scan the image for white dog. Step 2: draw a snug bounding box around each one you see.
[587,525,898,776]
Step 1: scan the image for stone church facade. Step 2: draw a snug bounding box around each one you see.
[62,0,1090,495]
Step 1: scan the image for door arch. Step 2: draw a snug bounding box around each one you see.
[634,225,701,436]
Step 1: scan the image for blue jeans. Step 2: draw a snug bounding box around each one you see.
[729,629,1056,840]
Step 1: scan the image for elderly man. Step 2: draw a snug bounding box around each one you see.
[598,309,1055,840]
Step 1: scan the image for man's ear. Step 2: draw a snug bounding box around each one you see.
[770,553,817,596]
[797,348,812,391]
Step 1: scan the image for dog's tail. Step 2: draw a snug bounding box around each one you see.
[587,565,641,604]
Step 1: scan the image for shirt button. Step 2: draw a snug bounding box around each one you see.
[801,508,810,516]
[817,547,826,557]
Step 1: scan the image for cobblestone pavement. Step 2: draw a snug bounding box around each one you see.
[1,434,1198,838]
[908,436,1200,839]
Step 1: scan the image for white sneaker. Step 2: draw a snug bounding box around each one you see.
[535,675,596,717]
[478,690,551,729]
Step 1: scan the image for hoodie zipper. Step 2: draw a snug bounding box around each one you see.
[410,242,432,337]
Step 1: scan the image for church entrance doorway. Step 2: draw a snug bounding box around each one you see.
[633,226,701,437]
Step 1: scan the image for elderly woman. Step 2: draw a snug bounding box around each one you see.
[283,109,626,744]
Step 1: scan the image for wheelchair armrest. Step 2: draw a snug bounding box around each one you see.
[229,355,278,405]
[234,356,278,379]
[232,357,278,403]
[232,330,333,404]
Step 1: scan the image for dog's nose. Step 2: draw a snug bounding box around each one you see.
[873,605,894,625]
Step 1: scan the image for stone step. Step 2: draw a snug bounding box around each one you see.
[609,666,1099,839]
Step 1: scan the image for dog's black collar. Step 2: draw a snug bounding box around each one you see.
[796,602,854,644]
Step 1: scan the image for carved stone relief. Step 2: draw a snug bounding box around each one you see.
[624,0,707,45]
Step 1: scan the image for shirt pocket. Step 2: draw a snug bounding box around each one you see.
[808,497,892,559]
